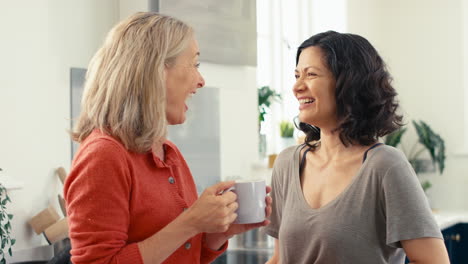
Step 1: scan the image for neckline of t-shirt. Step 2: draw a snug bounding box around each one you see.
[293,144,384,213]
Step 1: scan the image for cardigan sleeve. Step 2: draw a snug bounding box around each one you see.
[200,235,228,264]
[64,138,144,264]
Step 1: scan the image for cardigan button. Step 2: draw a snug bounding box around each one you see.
[168,177,175,184]
[185,242,191,250]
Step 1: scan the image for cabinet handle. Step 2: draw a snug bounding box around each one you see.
[450,234,461,242]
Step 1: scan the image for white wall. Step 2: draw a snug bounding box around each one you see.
[0,0,119,251]
[348,0,468,210]
[463,0,468,151]
[119,0,148,20]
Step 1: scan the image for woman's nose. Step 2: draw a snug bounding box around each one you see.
[197,73,205,88]
[293,80,305,93]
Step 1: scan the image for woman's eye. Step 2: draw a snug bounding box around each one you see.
[307,72,317,77]
[294,74,300,79]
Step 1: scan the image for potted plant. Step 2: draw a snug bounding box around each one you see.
[258,86,282,157]
[278,120,296,151]
[385,120,446,192]
[258,85,282,130]
[279,120,294,138]
[0,168,15,264]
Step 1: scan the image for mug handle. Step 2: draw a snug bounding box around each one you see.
[218,186,235,195]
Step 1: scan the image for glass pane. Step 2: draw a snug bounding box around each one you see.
[257,36,272,86]
[257,0,271,35]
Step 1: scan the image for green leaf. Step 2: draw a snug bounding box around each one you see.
[412,120,446,174]
[258,86,281,124]
[435,134,446,174]
[421,180,432,192]
[10,239,15,246]
[279,121,294,137]
[7,248,11,257]
[7,215,12,220]
[413,120,435,160]
[384,128,407,147]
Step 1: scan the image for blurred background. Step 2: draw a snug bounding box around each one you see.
[0,0,467,263]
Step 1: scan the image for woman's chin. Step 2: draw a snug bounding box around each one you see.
[167,115,186,125]
[298,113,313,124]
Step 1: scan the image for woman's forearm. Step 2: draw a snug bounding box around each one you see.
[138,213,198,264]
[265,257,279,264]
[402,238,449,264]
[266,238,280,264]
[203,232,230,251]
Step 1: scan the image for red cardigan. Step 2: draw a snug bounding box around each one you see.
[64,130,227,264]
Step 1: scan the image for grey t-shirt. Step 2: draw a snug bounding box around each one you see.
[265,144,442,264]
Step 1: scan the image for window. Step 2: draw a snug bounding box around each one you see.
[257,0,347,154]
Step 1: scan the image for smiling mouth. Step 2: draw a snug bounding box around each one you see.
[186,92,196,101]
[185,92,197,111]
[298,98,315,105]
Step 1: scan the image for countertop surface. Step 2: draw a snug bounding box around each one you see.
[433,210,468,229]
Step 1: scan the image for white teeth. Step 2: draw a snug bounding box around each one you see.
[298,98,315,104]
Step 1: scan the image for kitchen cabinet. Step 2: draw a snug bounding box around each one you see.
[443,223,468,264]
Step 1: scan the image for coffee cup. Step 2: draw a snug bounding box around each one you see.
[228,179,266,224]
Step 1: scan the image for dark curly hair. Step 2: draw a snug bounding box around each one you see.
[296,30,403,147]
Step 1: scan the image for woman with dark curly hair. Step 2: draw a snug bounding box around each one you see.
[265,31,449,264]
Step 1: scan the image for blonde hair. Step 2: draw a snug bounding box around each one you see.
[72,12,193,152]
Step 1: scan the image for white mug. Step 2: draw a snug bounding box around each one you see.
[229,179,267,224]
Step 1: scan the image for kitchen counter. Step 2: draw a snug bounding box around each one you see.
[433,211,468,230]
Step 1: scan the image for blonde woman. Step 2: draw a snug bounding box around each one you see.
[64,12,272,264]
